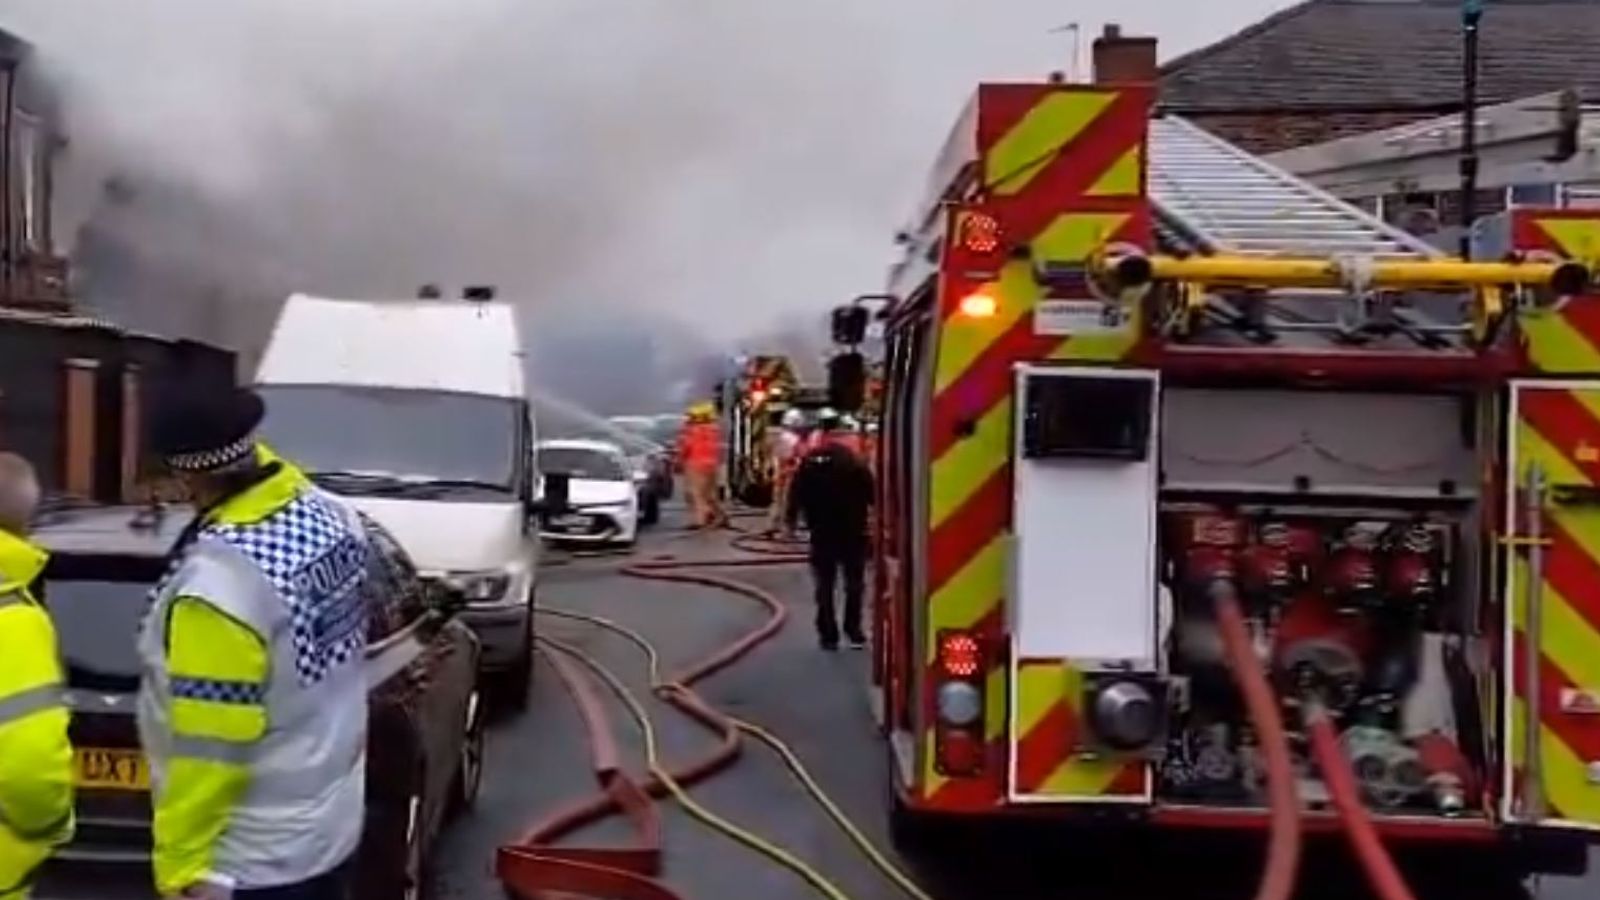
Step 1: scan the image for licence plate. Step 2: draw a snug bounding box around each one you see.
[75,748,150,791]
[552,514,590,528]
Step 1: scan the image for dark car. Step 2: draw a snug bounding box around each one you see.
[627,446,674,526]
[601,417,676,526]
[30,504,485,900]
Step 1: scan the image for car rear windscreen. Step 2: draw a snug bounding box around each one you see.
[40,571,158,690]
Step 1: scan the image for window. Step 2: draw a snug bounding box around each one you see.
[537,446,629,481]
[14,111,42,252]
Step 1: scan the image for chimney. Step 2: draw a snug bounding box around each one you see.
[1092,23,1157,85]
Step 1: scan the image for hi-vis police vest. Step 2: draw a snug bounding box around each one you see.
[137,450,370,894]
[0,528,74,900]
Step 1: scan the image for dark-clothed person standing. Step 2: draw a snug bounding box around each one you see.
[784,423,874,651]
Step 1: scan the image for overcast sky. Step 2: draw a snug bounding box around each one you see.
[1,0,1293,345]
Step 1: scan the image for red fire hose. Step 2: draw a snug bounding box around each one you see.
[508,520,1417,900]
[1305,704,1420,900]
[1210,579,1303,900]
[495,544,805,899]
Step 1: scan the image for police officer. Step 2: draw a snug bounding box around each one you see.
[0,453,74,900]
[784,415,874,651]
[140,387,370,900]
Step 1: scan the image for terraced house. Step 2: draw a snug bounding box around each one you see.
[0,26,235,502]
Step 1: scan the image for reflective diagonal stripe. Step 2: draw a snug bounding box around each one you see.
[0,683,62,726]
[1522,311,1600,373]
[1086,145,1141,196]
[919,85,1146,804]
[935,261,1036,390]
[1519,215,1600,373]
[1013,661,1140,796]
[1537,217,1600,262]
[929,399,1011,529]
[1510,388,1600,826]
[1029,212,1129,265]
[983,92,1115,196]
[925,536,1007,664]
[171,735,255,766]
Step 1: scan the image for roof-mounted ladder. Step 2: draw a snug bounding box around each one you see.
[1147,115,1444,261]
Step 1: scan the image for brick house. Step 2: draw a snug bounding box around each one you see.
[1157,0,1600,156]
[1,26,236,502]
[1,26,67,311]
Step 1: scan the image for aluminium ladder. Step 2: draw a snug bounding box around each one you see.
[1147,115,1444,261]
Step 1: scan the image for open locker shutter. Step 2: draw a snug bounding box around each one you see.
[1502,380,1600,829]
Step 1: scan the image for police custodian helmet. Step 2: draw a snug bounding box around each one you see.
[150,385,267,473]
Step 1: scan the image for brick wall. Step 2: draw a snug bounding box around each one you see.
[1178,108,1447,155]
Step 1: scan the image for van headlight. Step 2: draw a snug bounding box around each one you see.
[442,571,512,604]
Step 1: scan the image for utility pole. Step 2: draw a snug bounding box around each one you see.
[1459,0,1484,259]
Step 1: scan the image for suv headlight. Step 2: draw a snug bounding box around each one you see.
[442,571,512,604]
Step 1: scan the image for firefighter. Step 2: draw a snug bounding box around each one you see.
[833,414,866,459]
[785,416,874,651]
[765,409,807,536]
[140,387,371,900]
[677,401,726,529]
[0,453,74,900]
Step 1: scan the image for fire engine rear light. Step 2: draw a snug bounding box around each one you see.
[935,728,984,776]
[936,681,983,727]
[938,632,982,679]
[958,212,1001,254]
[958,291,998,319]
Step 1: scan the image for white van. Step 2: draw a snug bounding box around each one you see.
[253,293,540,705]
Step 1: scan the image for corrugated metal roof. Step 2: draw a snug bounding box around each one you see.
[0,305,125,333]
[1160,0,1600,113]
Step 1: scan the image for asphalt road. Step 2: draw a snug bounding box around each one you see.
[428,506,1597,900]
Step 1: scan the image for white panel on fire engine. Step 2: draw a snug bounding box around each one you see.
[1161,388,1477,499]
[1012,365,1160,665]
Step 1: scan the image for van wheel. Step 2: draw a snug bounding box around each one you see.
[495,623,534,712]
[449,692,486,818]
[402,789,428,900]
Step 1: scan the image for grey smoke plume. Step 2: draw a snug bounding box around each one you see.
[1,0,1286,412]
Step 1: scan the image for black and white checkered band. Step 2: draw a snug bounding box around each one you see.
[165,436,256,473]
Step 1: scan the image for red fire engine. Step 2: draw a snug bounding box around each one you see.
[844,76,1600,881]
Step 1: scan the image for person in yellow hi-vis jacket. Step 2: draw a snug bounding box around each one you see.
[139,387,371,900]
[0,453,74,900]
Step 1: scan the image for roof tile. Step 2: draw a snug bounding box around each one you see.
[1161,0,1600,112]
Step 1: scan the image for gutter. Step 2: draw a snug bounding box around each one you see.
[1,58,14,304]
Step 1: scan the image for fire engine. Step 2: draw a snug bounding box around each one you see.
[839,76,1600,881]
[716,355,827,506]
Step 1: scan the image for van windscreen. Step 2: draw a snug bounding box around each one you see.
[256,384,520,492]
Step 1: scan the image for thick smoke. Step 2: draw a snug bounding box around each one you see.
[2,0,1288,414]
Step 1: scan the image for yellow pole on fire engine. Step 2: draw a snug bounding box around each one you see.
[1099,252,1592,293]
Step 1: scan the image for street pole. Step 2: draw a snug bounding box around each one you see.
[1459,0,1484,259]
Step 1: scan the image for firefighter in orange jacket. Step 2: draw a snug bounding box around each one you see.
[677,402,726,529]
